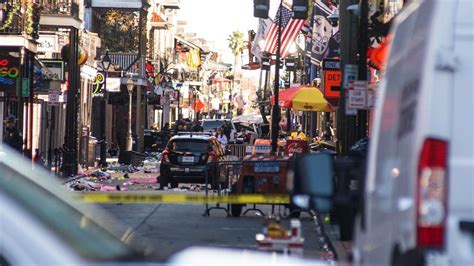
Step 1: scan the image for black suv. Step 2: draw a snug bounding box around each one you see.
[159,132,227,189]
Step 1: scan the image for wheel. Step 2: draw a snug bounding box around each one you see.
[288,203,301,218]
[391,248,425,266]
[230,204,243,217]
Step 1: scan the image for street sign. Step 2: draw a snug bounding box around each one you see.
[348,89,367,109]
[322,58,341,105]
[348,80,368,109]
[343,64,358,89]
[345,91,357,115]
[48,88,60,106]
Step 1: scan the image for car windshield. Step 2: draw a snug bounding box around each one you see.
[0,150,142,261]
[201,120,226,131]
[168,139,210,153]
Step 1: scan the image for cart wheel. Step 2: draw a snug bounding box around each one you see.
[288,203,301,218]
[230,204,243,217]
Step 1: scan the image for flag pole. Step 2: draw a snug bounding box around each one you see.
[271,0,283,154]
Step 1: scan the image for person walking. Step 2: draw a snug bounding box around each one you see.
[3,115,22,152]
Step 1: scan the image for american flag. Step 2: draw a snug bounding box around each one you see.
[263,4,305,59]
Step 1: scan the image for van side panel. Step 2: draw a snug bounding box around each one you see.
[360,2,429,264]
[447,0,474,263]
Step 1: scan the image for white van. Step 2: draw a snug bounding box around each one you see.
[351,0,474,265]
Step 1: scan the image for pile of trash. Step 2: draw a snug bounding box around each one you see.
[66,161,159,192]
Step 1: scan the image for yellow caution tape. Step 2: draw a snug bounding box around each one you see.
[77,193,290,204]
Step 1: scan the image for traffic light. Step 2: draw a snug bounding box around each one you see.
[253,0,270,19]
[261,52,271,71]
[285,57,296,71]
[31,6,40,39]
[292,0,308,20]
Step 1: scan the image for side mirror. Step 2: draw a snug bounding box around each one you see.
[287,153,333,211]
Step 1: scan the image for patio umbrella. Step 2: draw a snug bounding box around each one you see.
[271,85,333,112]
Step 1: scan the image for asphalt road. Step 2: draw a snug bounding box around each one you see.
[98,199,324,260]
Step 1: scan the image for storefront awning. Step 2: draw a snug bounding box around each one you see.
[175,36,202,52]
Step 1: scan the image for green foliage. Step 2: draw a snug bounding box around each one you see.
[227,31,246,56]
[100,9,139,52]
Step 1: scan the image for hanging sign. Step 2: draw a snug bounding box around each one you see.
[41,60,65,81]
[93,71,105,94]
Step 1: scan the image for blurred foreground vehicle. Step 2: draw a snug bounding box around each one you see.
[290,0,474,265]
[0,146,332,266]
[0,146,155,265]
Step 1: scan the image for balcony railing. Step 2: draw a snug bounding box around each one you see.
[109,53,140,74]
[39,0,80,19]
[0,0,25,35]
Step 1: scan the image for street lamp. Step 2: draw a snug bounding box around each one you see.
[126,78,134,151]
[99,50,111,167]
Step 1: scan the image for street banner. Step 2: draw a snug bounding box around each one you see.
[252,18,273,62]
[310,0,340,65]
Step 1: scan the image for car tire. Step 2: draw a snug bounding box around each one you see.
[230,204,243,217]
[391,248,425,266]
[288,203,301,218]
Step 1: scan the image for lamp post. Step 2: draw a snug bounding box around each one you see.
[126,78,134,151]
[175,85,182,120]
[270,1,283,154]
[99,50,111,167]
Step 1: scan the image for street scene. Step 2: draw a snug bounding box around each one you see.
[1,0,473,265]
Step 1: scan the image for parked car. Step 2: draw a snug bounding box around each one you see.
[159,132,228,189]
[201,119,237,142]
[291,1,474,265]
[0,146,156,265]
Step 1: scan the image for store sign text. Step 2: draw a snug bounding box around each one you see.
[0,59,20,85]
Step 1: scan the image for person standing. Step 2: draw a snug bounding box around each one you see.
[215,128,228,146]
[161,122,170,132]
[3,115,23,152]
[151,123,159,131]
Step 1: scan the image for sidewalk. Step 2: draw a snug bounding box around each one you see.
[323,222,351,262]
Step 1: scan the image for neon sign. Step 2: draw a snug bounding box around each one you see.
[0,56,20,91]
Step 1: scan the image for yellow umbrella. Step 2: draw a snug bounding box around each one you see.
[290,86,333,112]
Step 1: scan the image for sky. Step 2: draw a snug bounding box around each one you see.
[178,0,280,63]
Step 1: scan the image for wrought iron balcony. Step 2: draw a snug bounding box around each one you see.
[109,53,140,74]
[0,0,26,35]
[39,0,80,19]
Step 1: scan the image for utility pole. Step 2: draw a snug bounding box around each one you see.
[336,0,359,155]
[357,0,369,139]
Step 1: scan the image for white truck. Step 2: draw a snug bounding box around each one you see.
[290,0,474,265]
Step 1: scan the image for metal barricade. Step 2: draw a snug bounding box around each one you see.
[202,158,298,218]
[227,144,252,159]
[203,160,243,216]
